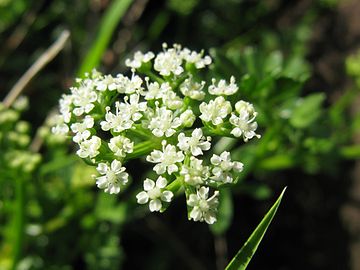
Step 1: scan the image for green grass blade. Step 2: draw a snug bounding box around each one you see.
[225,187,286,270]
[78,0,133,76]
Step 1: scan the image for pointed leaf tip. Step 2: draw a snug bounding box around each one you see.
[225,187,286,270]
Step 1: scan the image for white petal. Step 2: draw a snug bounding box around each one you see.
[154,164,166,175]
[233,161,244,172]
[171,117,182,128]
[192,128,202,139]
[111,159,122,171]
[198,186,209,199]
[136,191,149,204]
[191,146,203,156]
[152,129,164,137]
[100,121,111,131]
[156,176,167,188]
[96,163,108,175]
[117,171,129,185]
[108,185,121,194]
[230,127,242,137]
[146,150,162,163]
[161,191,174,202]
[177,133,188,150]
[167,164,178,175]
[96,176,108,189]
[187,194,198,207]
[149,199,162,212]
[143,179,155,191]
[210,154,221,166]
[199,141,211,151]
[165,128,175,137]
[220,151,231,160]
[176,152,185,162]
[204,212,217,224]
[82,130,91,140]
[189,207,202,221]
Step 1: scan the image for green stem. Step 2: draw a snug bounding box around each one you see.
[167,177,183,194]
[125,140,160,160]
[143,70,165,84]
[171,74,189,91]
[202,125,232,138]
[11,177,26,270]
[127,125,152,140]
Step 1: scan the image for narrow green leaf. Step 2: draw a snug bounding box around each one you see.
[78,0,133,76]
[225,187,286,270]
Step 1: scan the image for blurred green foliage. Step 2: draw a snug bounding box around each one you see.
[0,0,29,33]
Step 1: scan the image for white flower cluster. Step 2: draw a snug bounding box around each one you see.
[52,44,260,224]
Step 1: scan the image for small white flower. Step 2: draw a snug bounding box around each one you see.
[147,106,182,137]
[208,76,238,96]
[116,74,144,94]
[162,90,183,110]
[88,69,103,79]
[179,109,196,127]
[235,100,256,115]
[96,160,129,194]
[229,113,260,142]
[154,44,184,76]
[199,96,232,125]
[229,101,260,142]
[144,80,171,100]
[51,114,69,135]
[76,136,101,158]
[96,74,119,91]
[180,157,209,186]
[120,93,147,121]
[177,128,211,156]
[113,74,128,93]
[108,135,134,157]
[100,101,133,132]
[136,176,174,212]
[70,115,94,143]
[180,79,206,101]
[71,83,98,116]
[124,74,144,94]
[210,151,243,184]
[125,51,155,69]
[146,141,184,175]
[181,48,212,69]
[187,187,219,224]
[52,123,69,135]
[59,94,73,123]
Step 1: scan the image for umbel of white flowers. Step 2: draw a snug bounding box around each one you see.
[52,43,260,224]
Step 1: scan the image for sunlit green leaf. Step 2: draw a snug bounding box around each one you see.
[290,93,325,128]
[259,154,295,170]
[340,145,360,159]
